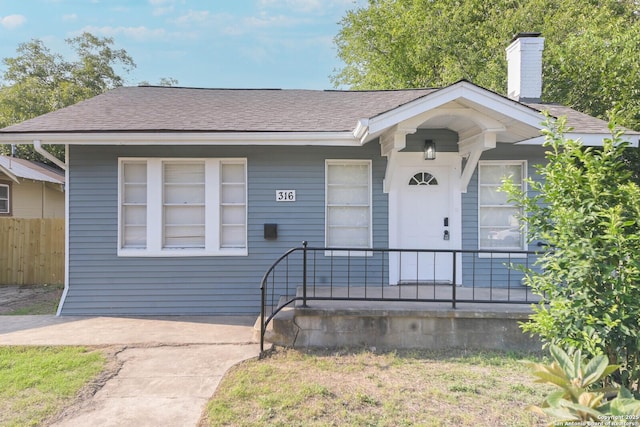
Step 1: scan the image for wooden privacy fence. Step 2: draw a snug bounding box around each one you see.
[0,218,64,285]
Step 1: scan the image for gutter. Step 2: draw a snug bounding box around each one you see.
[33,140,66,170]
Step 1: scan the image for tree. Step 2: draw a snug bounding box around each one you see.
[333,0,640,130]
[502,116,640,393]
[138,77,179,87]
[0,32,136,162]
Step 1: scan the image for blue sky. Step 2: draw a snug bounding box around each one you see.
[0,0,363,89]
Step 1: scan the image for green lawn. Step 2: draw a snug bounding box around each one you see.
[203,348,552,427]
[0,346,106,427]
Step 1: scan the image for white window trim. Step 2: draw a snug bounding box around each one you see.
[477,160,527,258]
[325,159,373,256]
[0,182,10,215]
[118,157,247,257]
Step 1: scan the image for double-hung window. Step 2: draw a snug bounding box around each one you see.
[119,158,247,256]
[478,161,526,251]
[325,160,372,249]
[0,182,10,215]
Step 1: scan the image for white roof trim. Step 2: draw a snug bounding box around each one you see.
[0,131,359,146]
[515,133,639,147]
[0,163,20,184]
[361,81,546,143]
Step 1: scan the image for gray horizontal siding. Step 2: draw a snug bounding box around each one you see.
[61,143,388,315]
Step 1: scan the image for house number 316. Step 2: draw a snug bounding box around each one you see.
[276,190,296,202]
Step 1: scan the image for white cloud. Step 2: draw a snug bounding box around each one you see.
[172,10,211,25]
[152,6,174,16]
[257,0,356,14]
[149,0,175,16]
[0,14,27,29]
[243,13,300,29]
[62,13,78,22]
[77,25,169,41]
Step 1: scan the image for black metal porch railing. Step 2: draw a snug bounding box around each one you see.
[260,242,544,354]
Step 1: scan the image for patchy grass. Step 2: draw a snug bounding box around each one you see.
[202,348,552,427]
[0,346,105,427]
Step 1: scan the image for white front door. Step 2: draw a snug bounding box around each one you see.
[388,153,462,284]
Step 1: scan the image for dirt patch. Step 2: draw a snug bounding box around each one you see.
[0,285,63,315]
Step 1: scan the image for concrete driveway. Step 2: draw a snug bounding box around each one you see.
[0,315,261,427]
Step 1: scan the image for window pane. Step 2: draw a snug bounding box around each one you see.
[124,205,146,224]
[163,161,206,249]
[164,205,205,224]
[124,162,146,182]
[326,162,370,248]
[221,163,245,182]
[122,162,147,249]
[327,227,369,247]
[479,163,524,250]
[164,184,204,204]
[480,164,523,184]
[164,162,205,183]
[220,163,246,249]
[327,185,369,204]
[480,227,523,249]
[124,184,146,203]
[165,225,206,248]
[221,225,245,247]
[479,207,520,227]
[123,226,146,247]
[222,205,245,224]
[327,164,368,185]
[0,185,7,199]
[0,200,7,213]
[328,206,369,227]
[221,185,245,204]
[479,186,512,205]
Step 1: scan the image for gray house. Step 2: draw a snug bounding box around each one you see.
[0,34,637,316]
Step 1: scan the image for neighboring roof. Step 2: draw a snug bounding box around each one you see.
[0,156,65,185]
[0,86,437,134]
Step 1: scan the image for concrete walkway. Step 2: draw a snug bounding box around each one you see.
[0,315,261,427]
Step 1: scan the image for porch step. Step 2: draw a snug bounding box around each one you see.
[263,303,540,352]
[254,295,298,346]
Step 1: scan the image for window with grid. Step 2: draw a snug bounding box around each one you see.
[121,162,147,248]
[478,161,526,250]
[118,158,247,256]
[0,183,10,215]
[163,161,206,249]
[325,160,372,248]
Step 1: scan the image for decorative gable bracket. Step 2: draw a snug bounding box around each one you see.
[459,131,497,193]
[380,126,418,193]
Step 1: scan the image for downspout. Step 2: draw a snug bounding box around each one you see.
[33,140,66,170]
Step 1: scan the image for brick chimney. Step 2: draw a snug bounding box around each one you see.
[506,32,545,102]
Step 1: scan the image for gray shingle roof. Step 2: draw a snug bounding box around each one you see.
[525,103,618,134]
[0,85,631,137]
[0,86,437,134]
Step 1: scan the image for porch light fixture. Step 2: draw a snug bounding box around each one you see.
[424,140,436,160]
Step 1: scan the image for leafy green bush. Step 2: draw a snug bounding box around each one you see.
[526,345,640,424]
[503,116,640,393]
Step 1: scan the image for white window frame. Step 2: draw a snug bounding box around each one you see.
[478,160,527,256]
[325,159,373,255]
[0,182,10,216]
[118,157,247,257]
